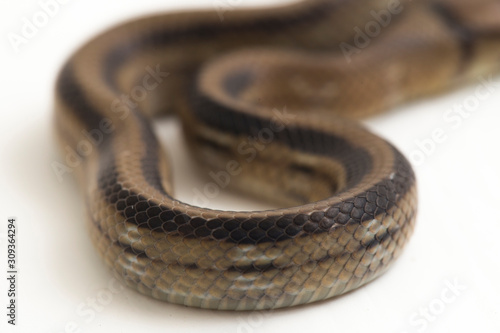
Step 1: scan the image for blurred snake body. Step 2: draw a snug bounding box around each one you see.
[55,0,500,310]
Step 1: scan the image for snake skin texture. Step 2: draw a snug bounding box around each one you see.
[55,0,500,310]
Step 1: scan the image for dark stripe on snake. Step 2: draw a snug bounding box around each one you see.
[431,1,475,67]
[57,64,106,132]
[89,210,395,278]
[190,88,374,187]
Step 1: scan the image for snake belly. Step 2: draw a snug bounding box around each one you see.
[54,0,500,310]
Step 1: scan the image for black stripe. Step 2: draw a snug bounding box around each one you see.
[190,88,374,188]
[91,206,396,276]
[431,2,475,67]
[57,63,107,131]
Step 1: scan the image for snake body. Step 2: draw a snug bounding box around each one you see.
[55,0,500,310]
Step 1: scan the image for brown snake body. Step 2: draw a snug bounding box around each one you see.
[55,0,500,310]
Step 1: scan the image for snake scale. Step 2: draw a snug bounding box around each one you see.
[55,0,500,310]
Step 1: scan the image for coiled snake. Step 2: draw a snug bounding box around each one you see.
[55,0,500,310]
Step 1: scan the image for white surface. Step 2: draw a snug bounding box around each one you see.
[1,0,500,332]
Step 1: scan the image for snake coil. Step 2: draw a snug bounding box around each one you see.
[55,0,500,310]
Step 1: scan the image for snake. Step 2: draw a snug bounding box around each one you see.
[54,0,500,310]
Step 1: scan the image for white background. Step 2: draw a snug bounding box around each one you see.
[1,0,500,332]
